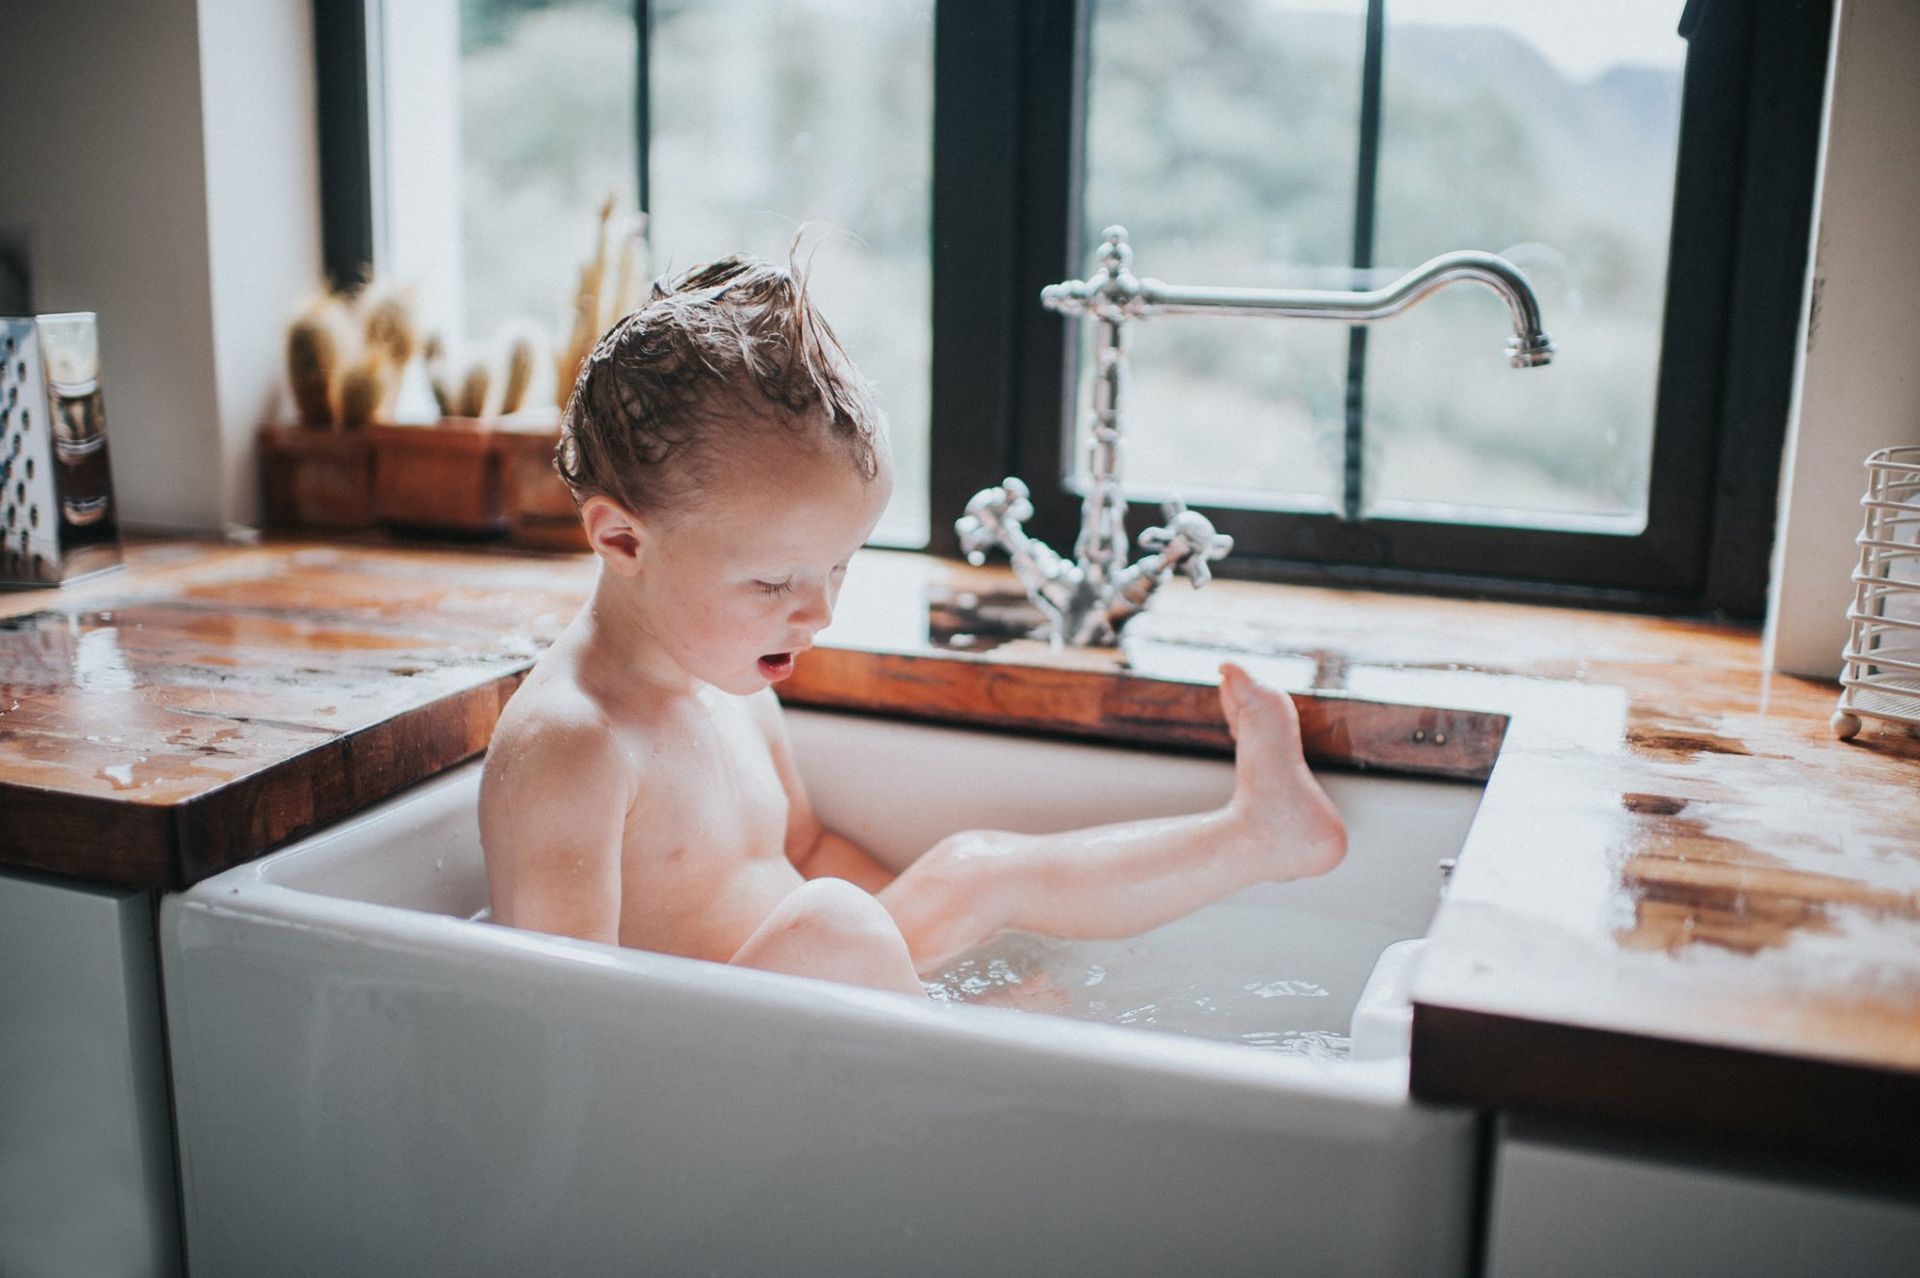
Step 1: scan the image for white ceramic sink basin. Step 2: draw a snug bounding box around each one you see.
[161,707,1486,1276]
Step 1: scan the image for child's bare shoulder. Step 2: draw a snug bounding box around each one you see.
[481,657,640,832]
[479,655,645,939]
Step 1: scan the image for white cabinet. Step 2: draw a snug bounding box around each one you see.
[0,868,181,1277]
[1487,1118,1920,1277]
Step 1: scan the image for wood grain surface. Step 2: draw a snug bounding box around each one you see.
[4,538,1918,1175]
[780,646,1506,782]
[0,539,593,886]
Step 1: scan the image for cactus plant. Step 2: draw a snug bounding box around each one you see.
[286,300,348,427]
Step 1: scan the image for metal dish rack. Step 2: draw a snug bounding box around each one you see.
[1834,444,1920,739]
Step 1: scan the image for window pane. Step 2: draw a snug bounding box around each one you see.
[1365,2,1685,531]
[1079,0,1367,512]
[648,0,934,547]
[457,1,639,351]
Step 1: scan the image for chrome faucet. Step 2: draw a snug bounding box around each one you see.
[956,226,1554,647]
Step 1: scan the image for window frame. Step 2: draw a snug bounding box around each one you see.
[927,0,1832,619]
[317,0,1831,619]
[314,0,377,294]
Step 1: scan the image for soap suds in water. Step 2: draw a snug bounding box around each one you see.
[921,882,1407,1058]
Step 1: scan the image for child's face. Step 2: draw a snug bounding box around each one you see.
[633,435,892,695]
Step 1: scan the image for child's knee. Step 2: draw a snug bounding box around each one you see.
[779,877,906,951]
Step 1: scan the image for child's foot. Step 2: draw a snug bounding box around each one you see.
[1219,662,1348,878]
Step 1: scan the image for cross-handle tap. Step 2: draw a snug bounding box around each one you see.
[955,477,1034,566]
[1139,504,1234,588]
[956,477,1080,634]
[1098,504,1235,639]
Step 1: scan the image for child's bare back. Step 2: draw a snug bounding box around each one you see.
[479,253,1346,998]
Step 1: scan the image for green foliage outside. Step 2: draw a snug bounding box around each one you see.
[453,0,1683,539]
[1083,0,1682,527]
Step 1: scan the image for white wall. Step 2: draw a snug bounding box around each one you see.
[1765,0,1920,677]
[0,0,225,531]
[0,0,321,533]
[199,0,327,528]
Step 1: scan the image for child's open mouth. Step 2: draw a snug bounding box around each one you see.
[757,651,796,681]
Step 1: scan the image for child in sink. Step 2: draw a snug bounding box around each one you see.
[478,252,1346,996]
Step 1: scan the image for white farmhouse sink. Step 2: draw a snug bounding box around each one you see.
[161,707,1485,1276]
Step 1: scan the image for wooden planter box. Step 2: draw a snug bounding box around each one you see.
[258,424,376,529]
[260,419,588,550]
[498,424,589,552]
[369,420,508,535]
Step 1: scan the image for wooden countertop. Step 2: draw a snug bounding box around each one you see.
[4,537,1916,1178]
[0,539,595,885]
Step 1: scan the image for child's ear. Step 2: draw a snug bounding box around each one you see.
[580,496,648,575]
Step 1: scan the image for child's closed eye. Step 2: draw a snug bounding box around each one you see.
[755,578,795,596]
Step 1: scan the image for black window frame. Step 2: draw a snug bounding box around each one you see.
[316,0,1831,619]
[927,0,1830,619]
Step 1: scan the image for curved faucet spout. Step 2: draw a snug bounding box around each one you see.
[1143,251,1553,367]
[973,226,1559,647]
[1044,232,1555,368]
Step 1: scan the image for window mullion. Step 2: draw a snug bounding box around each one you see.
[313,0,377,292]
[1342,0,1387,523]
[634,0,651,216]
[932,0,1083,559]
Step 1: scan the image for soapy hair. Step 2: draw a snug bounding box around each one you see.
[555,250,884,515]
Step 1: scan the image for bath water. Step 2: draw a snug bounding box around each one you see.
[474,883,1412,1057]
[922,881,1414,1058]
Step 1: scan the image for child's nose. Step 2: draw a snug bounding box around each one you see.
[790,583,833,629]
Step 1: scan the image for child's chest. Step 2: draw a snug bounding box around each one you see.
[615,699,798,955]
[623,697,790,864]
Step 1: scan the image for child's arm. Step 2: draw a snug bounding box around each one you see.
[745,691,896,893]
[478,715,632,944]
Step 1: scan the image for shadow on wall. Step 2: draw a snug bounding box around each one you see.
[1,228,30,314]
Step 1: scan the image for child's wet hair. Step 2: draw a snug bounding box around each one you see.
[556,250,884,515]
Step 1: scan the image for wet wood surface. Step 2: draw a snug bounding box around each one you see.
[4,538,1918,1173]
[0,539,593,885]
[781,646,1507,782]
[0,540,1500,889]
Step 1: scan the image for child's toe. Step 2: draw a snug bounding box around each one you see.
[1218,662,1250,734]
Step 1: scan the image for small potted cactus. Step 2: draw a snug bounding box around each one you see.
[262,197,642,548]
[258,287,410,529]
[367,330,530,537]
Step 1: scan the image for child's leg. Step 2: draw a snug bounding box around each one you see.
[877,663,1346,969]
[729,877,926,997]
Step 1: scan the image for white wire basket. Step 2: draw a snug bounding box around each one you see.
[1834,444,1920,739]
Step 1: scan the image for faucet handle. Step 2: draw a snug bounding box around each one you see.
[999,476,1034,520]
[1138,502,1234,587]
[955,477,1035,565]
